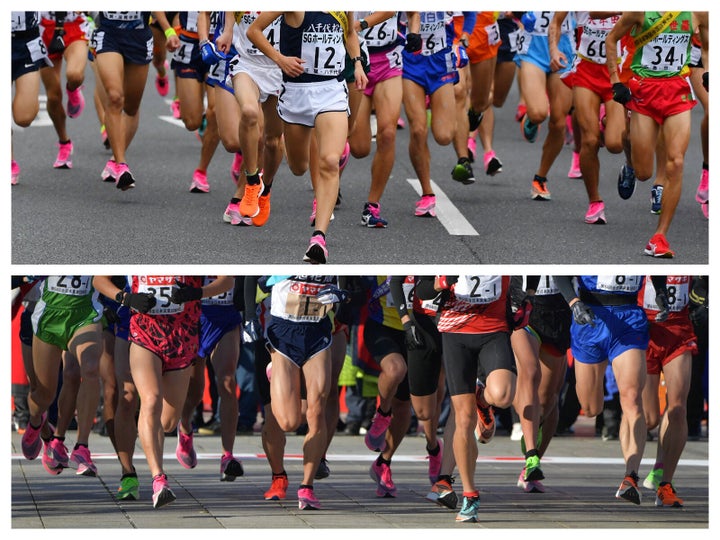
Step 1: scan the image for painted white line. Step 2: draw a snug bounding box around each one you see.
[406,178,478,236]
[158,115,187,129]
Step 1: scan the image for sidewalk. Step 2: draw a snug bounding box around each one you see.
[11,418,709,529]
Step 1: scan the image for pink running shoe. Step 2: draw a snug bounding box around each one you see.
[101,159,118,182]
[21,412,47,460]
[396,117,406,129]
[309,198,335,227]
[303,233,328,264]
[564,113,574,146]
[467,136,477,163]
[223,202,251,226]
[338,141,351,172]
[702,201,708,219]
[190,169,210,193]
[414,194,436,217]
[152,473,176,508]
[483,150,503,176]
[568,151,582,179]
[11,160,20,185]
[66,85,85,118]
[220,452,244,482]
[155,60,170,97]
[176,427,197,469]
[53,141,73,169]
[696,168,708,204]
[365,410,392,452]
[517,467,545,493]
[427,439,443,485]
[298,487,322,510]
[584,201,607,225]
[70,445,98,476]
[100,124,110,149]
[42,438,69,475]
[171,97,181,119]
[114,162,136,191]
[370,460,397,497]
[231,151,244,184]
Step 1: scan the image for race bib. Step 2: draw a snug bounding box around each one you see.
[578,25,609,61]
[485,22,501,46]
[595,275,642,293]
[516,31,532,55]
[301,30,344,76]
[453,275,502,304]
[641,33,690,72]
[385,45,403,69]
[46,276,92,296]
[103,11,141,21]
[137,276,183,315]
[201,277,234,306]
[172,41,195,63]
[535,276,559,296]
[363,19,397,48]
[642,278,689,312]
[26,36,48,62]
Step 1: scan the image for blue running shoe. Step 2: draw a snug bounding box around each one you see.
[455,495,480,522]
[521,114,538,143]
[650,184,663,214]
[617,164,637,200]
[361,202,388,228]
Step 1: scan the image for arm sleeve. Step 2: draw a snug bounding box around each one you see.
[389,276,409,319]
[461,12,476,35]
[243,276,259,319]
[415,276,440,300]
[553,276,578,304]
[650,276,668,295]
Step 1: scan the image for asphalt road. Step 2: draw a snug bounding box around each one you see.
[11,62,709,265]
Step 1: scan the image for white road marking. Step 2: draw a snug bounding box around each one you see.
[158,115,187,129]
[407,178,479,236]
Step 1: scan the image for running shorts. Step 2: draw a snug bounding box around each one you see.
[516,32,574,75]
[32,304,103,351]
[12,30,50,80]
[363,46,403,97]
[230,57,282,103]
[407,312,443,397]
[129,310,201,372]
[455,14,501,64]
[402,48,458,95]
[646,318,698,375]
[442,331,515,396]
[528,297,572,356]
[563,58,613,103]
[171,35,210,81]
[41,19,87,62]
[197,305,242,359]
[93,24,152,65]
[626,75,697,125]
[497,17,519,64]
[266,316,333,368]
[277,78,349,127]
[205,54,234,92]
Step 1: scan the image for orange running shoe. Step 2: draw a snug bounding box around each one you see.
[264,473,289,500]
[655,483,683,507]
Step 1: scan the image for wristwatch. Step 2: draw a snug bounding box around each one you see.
[359,19,369,31]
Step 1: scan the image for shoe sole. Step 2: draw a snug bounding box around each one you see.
[364,432,387,453]
[426,490,458,509]
[190,185,210,193]
[369,467,397,498]
[644,249,674,258]
[117,491,139,501]
[153,488,176,509]
[221,461,244,481]
[616,486,641,505]
[53,163,72,169]
[524,467,545,482]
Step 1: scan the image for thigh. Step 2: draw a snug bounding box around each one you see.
[121,63,149,113]
[210,328,240,379]
[314,110,349,158]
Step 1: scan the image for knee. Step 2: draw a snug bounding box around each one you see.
[104,89,125,111]
[375,125,396,151]
[381,357,407,384]
[14,104,39,127]
[485,384,514,409]
[240,104,259,127]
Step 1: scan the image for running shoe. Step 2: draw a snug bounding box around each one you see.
[220,453,244,481]
[510,422,523,441]
[197,113,207,140]
[616,474,642,505]
[21,412,47,460]
[265,473,289,500]
[598,103,606,147]
[171,97,181,119]
[484,151,502,176]
[100,124,110,149]
[584,201,607,224]
[252,192,271,226]
[11,160,20,185]
[515,103,527,122]
[336,188,343,207]
[521,114,539,143]
[231,152,243,184]
[564,113,574,146]
[696,168,708,204]
[190,168,210,193]
[361,202,388,228]
[42,438,69,475]
[523,455,545,482]
[152,473,176,509]
[474,382,495,444]
[70,445,97,476]
[223,202,250,226]
[650,184,664,214]
[101,159,118,182]
[643,468,663,491]
[115,163,136,191]
[239,174,264,217]
[176,427,197,469]
[155,60,170,97]
[338,141,351,172]
[452,159,476,185]
[427,440,442,484]
[315,457,330,480]
[117,474,140,501]
[702,201,708,219]
[655,482,683,508]
[531,176,551,201]
[644,233,674,258]
[455,495,480,522]
[309,199,335,227]
[298,487,322,510]
[365,410,392,452]
[369,460,397,497]
[467,107,483,132]
[397,117,406,129]
[517,467,545,493]
[415,194,436,217]
[426,477,458,509]
[467,136,477,163]
[66,85,85,118]
[568,151,582,178]
[53,141,73,169]
[303,233,328,264]
[617,164,637,199]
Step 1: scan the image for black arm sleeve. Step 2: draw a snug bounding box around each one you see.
[233,276,245,311]
[415,276,439,300]
[243,276,259,319]
[650,275,668,295]
[553,276,578,304]
[389,276,409,319]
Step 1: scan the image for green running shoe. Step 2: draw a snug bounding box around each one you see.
[117,475,140,501]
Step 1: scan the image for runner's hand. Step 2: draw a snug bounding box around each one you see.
[121,292,156,313]
[170,282,203,304]
[612,83,632,105]
[571,301,595,326]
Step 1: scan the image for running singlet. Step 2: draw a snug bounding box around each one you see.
[36,276,102,310]
[534,275,560,297]
[577,275,643,296]
[279,12,346,82]
[436,275,509,334]
[516,11,574,55]
[178,11,218,36]
[269,276,337,323]
[575,12,620,64]
[99,11,151,30]
[639,275,690,320]
[366,276,403,330]
[234,11,281,61]
[129,275,202,316]
[630,12,693,78]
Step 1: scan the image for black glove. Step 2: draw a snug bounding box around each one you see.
[121,292,156,314]
[654,292,670,322]
[689,279,708,328]
[242,318,261,343]
[702,71,708,91]
[403,321,425,350]
[571,301,596,326]
[404,33,422,54]
[612,82,632,105]
[170,282,203,304]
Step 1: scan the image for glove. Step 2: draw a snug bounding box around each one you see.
[612,82,632,105]
[571,301,596,326]
[170,282,203,304]
[512,298,533,329]
[520,12,536,33]
[404,33,422,54]
[455,45,469,68]
[200,40,227,65]
[702,71,708,91]
[316,284,349,305]
[403,321,425,350]
[121,292,156,314]
[242,318,261,343]
[688,280,708,328]
[103,306,120,325]
[654,292,670,323]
